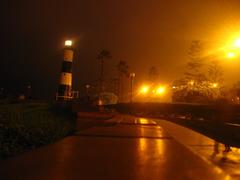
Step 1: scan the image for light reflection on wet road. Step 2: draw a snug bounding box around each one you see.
[0,115,233,180]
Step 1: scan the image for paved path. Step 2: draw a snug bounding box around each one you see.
[0,115,229,180]
[154,118,240,179]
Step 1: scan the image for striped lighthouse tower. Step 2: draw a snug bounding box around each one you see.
[57,40,74,100]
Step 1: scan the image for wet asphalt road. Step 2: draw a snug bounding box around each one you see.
[0,115,230,180]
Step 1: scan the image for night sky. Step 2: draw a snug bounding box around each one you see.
[3,0,240,99]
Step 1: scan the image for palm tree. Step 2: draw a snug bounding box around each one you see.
[97,49,111,92]
[116,60,129,102]
[97,49,112,79]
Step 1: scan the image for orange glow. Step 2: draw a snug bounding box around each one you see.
[139,85,149,94]
[212,83,218,88]
[98,99,103,105]
[156,139,164,155]
[189,80,194,86]
[139,138,147,152]
[234,38,240,48]
[130,72,136,77]
[139,118,148,124]
[139,121,147,153]
[155,86,165,95]
[227,52,235,58]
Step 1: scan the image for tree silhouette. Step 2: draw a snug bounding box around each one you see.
[207,59,224,99]
[116,60,129,102]
[173,41,208,103]
[185,40,206,83]
[173,40,226,103]
[230,81,240,103]
[97,49,111,91]
[208,60,223,83]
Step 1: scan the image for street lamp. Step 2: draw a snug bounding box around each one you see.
[227,52,236,59]
[189,80,194,86]
[85,84,90,94]
[85,84,90,101]
[155,86,165,95]
[212,83,218,88]
[139,85,150,95]
[129,73,136,103]
[234,39,240,48]
[225,38,240,59]
[27,85,32,100]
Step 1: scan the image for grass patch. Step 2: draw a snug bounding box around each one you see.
[0,103,76,159]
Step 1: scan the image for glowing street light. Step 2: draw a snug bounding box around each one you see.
[212,83,218,88]
[85,84,90,95]
[189,80,194,86]
[224,38,240,59]
[130,73,136,78]
[155,86,165,95]
[129,73,136,102]
[234,39,240,48]
[227,52,235,59]
[139,85,149,94]
[65,40,72,46]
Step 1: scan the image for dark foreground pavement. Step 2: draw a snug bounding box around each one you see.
[0,115,230,180]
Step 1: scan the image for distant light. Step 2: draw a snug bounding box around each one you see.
[212,83,218,88]
[227,52,235,58]
[172,86,176,89]
[155,86,165,95]
[130,72,136,77]
[139,118,148,124]
[65,40,72,46]
[234,39,240,48]
[189,80,194,86]
[98,99,103,105]
[139,85,149,94]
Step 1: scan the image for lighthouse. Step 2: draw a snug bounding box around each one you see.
[56,40,74,100]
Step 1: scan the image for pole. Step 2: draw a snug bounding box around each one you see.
[130,73,135,103]
[86,84,90,101]
[131,77,133,103]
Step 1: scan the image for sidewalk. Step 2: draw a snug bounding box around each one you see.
[154,118,240,179]
[0,115,229,180]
